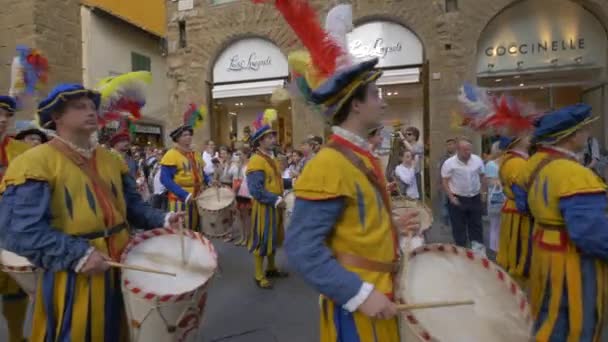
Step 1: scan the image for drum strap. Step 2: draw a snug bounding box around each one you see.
[524,156,563,191]
[334,252,398,274]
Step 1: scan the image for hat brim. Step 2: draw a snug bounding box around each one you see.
[15,128,48,142]
[251,127,276,143]
[170,125,194,142]
[326,70,383,119]
[535,116,598,144]
[38,89,101,130]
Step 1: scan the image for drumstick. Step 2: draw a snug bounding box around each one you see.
[179,215,186,266]
[107,261,177,277]
[396,299,475,311]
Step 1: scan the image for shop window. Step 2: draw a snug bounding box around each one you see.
[445,0,458,12]
[131,52,151,72]
[179,20,187,48]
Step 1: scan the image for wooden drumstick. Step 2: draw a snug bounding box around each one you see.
[396,299,474,311]
[107,261,177,277]
[179,214,187,266]
[215,184,220,202]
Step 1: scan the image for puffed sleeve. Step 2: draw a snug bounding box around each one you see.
[512,184,529,213]
[247,171,279,205]
[122,174,166,229]
[160,165,189,201]
[0,181,90,271]
[560,193,608,260]
[285,197,363,305]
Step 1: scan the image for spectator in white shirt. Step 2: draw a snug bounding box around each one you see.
[398,126,424,197]
[202,140,217,179]
[441,138,487,254]
[394,150,419,200]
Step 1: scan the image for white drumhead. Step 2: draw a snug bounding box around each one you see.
[400,245,531,341]
[0,249,33,268]
[123,233,217,296]
[284,191,295,212]
[393,203,433,232]
[197,187,235,211]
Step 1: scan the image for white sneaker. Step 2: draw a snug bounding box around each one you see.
[471,241,487,258]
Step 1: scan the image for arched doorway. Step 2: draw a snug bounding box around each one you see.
[210,37,290,147]
[347,19,427,199]
[476,0,608,147]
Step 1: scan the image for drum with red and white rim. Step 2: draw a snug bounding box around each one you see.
[397,244,532,341]
[120,228,218,342]
[0,249,38,295]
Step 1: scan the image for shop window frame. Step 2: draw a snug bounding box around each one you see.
[131,52,151,72]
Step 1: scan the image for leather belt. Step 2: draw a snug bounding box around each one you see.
[536,222,565,231]
[335,252,398,274]
[76,222,128,240]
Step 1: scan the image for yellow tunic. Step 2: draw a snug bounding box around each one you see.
[246,152,284,256]
[160,148,204,231]
[0,137,30,295]
[295,140,399,342]
[1,144,131,342]
[520,149,607,342]
[497,151,532,283]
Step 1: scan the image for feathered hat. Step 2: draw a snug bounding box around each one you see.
[37,84,101,130]
[0,96,17,116]
[95,71,151,127]
[170,103,207,142]
[456,82,542,139]
[532,104,597,145]
[253,1,382,120]
[9,45,49,99]
[250,108,278,143]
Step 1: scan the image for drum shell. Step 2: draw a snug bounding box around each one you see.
[0,250,38,295]
[197,187,235,238]
[283,191,295,229]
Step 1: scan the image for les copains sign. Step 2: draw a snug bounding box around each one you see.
[213,38,288,83]
[477,0,607,74]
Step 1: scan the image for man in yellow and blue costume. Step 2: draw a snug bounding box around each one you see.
[0,83,182,342]
[513,104,607,342]
[0,95,30,342]
[246,113,289,289]
[160,124,205,231]
[496,135,533,286]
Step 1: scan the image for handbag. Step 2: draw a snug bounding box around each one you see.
[487,183,505,215]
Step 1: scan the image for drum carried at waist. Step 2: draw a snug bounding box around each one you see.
[392,199,433,252]
[397,244,532,341]
[0,249,38,295]
[120,228,218,342]
[197,186,235,238]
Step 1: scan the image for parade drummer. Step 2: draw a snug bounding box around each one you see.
[160,122,205,231]
[0,95,31,342]
[14,123,48,147]
[0,84,183,341]
[514,104,608,341]
[246,110,289,289]
[495,135,532,286]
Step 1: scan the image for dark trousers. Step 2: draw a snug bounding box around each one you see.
[447,194,483,247]
[150,193,168,210]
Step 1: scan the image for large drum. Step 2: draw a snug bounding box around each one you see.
[392,200,433,252]
[197,186,235,238]
[398,244,532,341]
[0,249,38,295]
[283,191,296,230]
[121,228,218,342]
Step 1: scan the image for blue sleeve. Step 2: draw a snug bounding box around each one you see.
[285,198,362,305]
[0,181,90,271]
[203,173,211,186]
[560,194,608,260]
[247,171,279,205]
[160,165,189,201]
[512,184,529,213]
[122,175,166,229]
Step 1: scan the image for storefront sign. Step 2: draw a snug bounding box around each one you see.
[348,21,423,68]
[477,0,607,75]
[214,38,288,83]
[134,124,161,135]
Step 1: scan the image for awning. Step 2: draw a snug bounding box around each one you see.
[212,79,285,99]
[377,68,420,85]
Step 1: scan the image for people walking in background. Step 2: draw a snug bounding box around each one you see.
[368,123,384,153]
[231,148,252,246]
[441,138,486,255]
[438,138,457,228]
[394,150,419,200]
[398,126,424,197]
[202,139,217,183]
[296,135,322,173]
[150,149,168,210]
[484,141,503,255]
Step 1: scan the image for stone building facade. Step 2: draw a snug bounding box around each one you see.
[166,0,608,202]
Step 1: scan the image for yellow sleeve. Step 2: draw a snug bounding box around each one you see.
[294,149,353,200]
[0,145,51,191]
[6,138,31,163]
[246,154,267,174]
[555,160,606,198]
[160,149,180,167]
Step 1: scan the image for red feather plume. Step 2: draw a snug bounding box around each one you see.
[252,0,343,78]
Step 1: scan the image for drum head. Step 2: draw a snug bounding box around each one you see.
[0,249,33,268]
[392,201,433,232]
[121,228,217,297]
[197,187,235,211]
[399,244,532,341]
